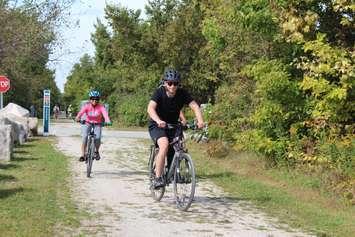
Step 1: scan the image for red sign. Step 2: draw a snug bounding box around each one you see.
[0,76,10,93]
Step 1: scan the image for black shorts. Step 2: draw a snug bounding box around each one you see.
[148,123,176,143]
[148,123,176,167]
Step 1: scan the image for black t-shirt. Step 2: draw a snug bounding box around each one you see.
[149,86,193,124]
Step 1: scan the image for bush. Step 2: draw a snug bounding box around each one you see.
[209,77,255,141]
[206,140,230,158]
[116,92,149,126]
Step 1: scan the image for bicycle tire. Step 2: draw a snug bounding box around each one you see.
[148,145,165,201]
[173,153,196,211]
[86,137,94,177]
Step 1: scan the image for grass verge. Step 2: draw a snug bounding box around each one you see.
[0,137,84,236]
[188,142,355,237]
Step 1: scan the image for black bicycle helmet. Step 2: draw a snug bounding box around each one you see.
[163,69,181,82]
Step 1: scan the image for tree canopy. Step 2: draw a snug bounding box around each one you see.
[63,0,354,196]
[0,0,73,114]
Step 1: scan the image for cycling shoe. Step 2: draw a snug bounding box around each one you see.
[94,152,101,160]
[153,177,165,189]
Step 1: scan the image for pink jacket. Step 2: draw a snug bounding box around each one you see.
[76,103,110,124]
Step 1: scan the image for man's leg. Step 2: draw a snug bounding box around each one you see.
[155,136,169,177]
[148,125,168,188]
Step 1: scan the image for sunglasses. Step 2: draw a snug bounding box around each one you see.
[90,98,100,102]
[165,81,179,87]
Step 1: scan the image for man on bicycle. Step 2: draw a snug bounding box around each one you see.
[75,90,111,162]
[147,68,204,188]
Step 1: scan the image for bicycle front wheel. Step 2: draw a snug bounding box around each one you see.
[86,137,94,178]
[173,153,196,211]
[148,145,165,201]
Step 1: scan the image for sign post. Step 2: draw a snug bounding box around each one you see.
[0,75,10,109]
[43,89,51,136]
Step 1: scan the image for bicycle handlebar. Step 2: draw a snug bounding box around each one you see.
[77,120,112,127]
[165,122,197,130]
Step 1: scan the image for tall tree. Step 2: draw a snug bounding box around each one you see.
[91,19,113,69]
[0,0,73,113]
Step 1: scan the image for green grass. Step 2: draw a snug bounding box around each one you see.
[188,142,355,237]
[0,137,84,236]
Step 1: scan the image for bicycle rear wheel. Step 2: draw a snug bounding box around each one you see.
[86,137,94,177]
[148,145,165,201]
[173,153,196,211]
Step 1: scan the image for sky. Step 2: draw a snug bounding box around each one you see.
[49,0,148,92]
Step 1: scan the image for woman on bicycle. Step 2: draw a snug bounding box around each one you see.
[147,68,204,188]
[75,90,111,162]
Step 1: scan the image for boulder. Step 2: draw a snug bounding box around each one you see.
[0,113,37,137]
[0,102,29,117]
[0,117,26,144]
[28,117,38,136]
[0,125,13,161]
[0,113,29,138]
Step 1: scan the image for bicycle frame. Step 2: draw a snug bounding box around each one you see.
[80,121,102,177]
[161,123,187,184]
[148,122,196,211]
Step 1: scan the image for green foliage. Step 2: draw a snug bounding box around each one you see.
[0,1,70,114]
[61,0,354,198]
[91,20,114,68]
[235,129,288,165]
[242,59,306,137]
[318,133,355,177]
[208,78,255,141]
[226,59,306,164]
[63,54,94,112]
[116,92,149,126]
[201,17,225,55]
[298,33,354,123]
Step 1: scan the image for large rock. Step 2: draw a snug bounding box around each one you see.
[0,117,26,144]
[0,125,13,161]
[0,113,29,138]
[0,102,29,117]
[28,117,38,136]
[0,113,38,137]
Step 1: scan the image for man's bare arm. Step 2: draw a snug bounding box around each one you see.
[147,100,166,128]
[189,101,204,129]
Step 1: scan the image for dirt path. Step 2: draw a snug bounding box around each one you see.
[53,121,313,237]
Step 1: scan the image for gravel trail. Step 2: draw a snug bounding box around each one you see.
[52,121,313,237]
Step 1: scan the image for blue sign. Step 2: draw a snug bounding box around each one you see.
[43,89,50,136]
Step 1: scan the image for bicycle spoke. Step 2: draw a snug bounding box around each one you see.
[173,153,196,211]
[86,138,94,178]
